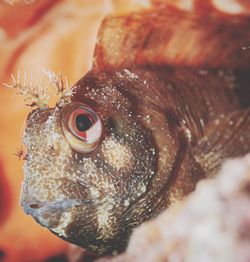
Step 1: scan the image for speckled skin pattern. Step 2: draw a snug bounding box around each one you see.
[20,66,250,255]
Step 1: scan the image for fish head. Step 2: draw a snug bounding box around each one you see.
[20,70,158,254]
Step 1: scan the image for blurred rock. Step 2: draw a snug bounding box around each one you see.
[99,155,250,262]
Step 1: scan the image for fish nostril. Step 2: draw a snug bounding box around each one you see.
[29,204,41,209]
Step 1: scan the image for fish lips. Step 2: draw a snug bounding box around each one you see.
[22,198,84,229]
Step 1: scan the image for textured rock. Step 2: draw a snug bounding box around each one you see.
[99,155,250,262]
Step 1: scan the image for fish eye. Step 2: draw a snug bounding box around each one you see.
[60,103,102,153]
[75,114,93,132]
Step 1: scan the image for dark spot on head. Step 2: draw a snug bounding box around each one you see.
[165,108,181,133]
[29,204,40,209]
[235,70,250,108]
[105,117,117,131]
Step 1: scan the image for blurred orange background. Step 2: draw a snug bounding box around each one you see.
[2,0,250,261]
[0,1,149,261]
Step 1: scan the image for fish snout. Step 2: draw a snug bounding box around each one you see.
[20,178,98,228]
[21,198,81,229]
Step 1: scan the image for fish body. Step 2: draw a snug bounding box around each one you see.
[20,3,250,256]
[21,65,250,254]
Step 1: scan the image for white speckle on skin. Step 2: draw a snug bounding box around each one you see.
[137,185,146,197]
[184,127,192,143]
[90,186,100,199]
[123,69,139,79]
[102,137,133,171]
[97,209,110,229]
[51,212,73,237]
[96,200,115,239]
[200,118,205,128]
[124,199,130,207]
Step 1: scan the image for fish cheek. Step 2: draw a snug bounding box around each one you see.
[99,114,158,202]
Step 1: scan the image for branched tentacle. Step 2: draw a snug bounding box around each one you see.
[43,69,75,106]
[4,70,75,109]
[4,71,49,110]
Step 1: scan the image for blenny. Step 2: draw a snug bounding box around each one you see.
[18,3,250,256]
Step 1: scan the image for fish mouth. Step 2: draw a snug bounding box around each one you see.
[22,198,85,229]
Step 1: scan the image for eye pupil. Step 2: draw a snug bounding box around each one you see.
[76,114,92,131]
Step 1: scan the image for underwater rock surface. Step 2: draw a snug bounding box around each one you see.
[98,154,250,262]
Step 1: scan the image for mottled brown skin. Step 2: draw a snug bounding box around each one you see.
[20,4,250,257]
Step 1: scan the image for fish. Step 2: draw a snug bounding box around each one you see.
[18,2,250,256]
